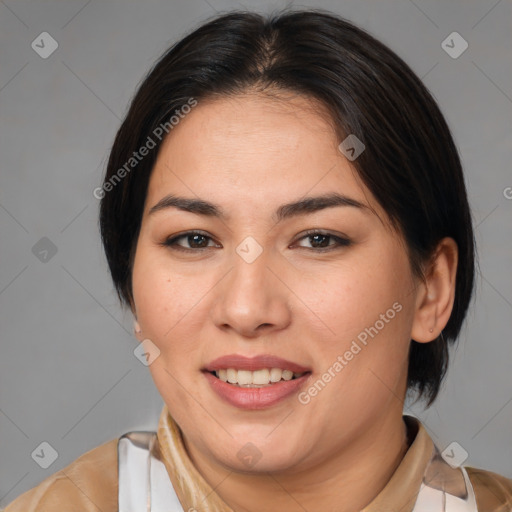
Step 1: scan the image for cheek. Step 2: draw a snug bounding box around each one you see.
[132,258,209,411]
[305,248,414,396]
[306,249,412,343]
[132,242,187,332]
[131,244,218,370]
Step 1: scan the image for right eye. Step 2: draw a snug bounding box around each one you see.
[160,230,220,252]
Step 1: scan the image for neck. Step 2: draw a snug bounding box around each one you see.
[182,410,410,512]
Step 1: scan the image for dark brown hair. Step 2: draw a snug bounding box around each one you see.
[99,8,475,406]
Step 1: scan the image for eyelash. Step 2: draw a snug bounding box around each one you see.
[160,229,351,253]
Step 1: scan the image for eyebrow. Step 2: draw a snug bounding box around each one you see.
[148,192,370,222]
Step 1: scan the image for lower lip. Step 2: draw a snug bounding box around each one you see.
[203,371,311,410]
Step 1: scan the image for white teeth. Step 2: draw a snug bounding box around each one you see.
[269,368,283,382]
[213,368,305,386]
[282,370,293,381]
[237,370,252,385]
[252,369,270,385]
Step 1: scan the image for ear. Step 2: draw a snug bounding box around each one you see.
[129,295,143,341]
[133,315,143,341]
[411,237,458,343]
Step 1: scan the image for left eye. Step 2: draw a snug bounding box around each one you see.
[294,231,351,251]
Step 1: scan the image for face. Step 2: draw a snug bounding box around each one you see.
[131,92,420,474]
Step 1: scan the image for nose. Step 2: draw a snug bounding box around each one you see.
[210,246,292,338]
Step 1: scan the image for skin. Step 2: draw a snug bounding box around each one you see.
[131,91,458,512]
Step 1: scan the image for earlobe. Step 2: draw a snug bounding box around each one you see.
[131,296,142,338]
[411,237,458,343]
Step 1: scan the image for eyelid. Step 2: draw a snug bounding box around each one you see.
[291,229,351,250]
[161,230,220,251]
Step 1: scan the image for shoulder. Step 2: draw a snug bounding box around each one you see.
[3,438,119,512]
[465,465,512,511]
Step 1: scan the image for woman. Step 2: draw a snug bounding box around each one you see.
[5,8,511,512]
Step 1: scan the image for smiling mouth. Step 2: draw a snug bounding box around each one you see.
[208,368,309,387]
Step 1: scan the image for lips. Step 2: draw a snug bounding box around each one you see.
[204,354,311,373]
[202,354,312,409]
[203,370,311,409]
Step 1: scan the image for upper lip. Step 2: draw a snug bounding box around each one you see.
[204,354,311,373]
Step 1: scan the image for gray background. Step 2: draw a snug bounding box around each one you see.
[1,0,511,505]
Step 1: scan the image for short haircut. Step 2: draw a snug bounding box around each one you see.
[99,9,476,406]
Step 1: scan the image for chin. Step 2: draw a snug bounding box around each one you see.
[208,432,306,475]
[222,451,302,475]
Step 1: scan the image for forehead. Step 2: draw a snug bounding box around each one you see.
[144,93,383,222]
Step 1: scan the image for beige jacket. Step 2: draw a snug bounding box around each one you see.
[4,409,512,511]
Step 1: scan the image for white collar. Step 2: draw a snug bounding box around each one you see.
[118,432,183,512]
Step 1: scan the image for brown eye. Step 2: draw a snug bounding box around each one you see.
[295,231,351,251]
[161,231,219,251]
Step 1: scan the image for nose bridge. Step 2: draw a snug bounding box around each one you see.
[211,238,291,336]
